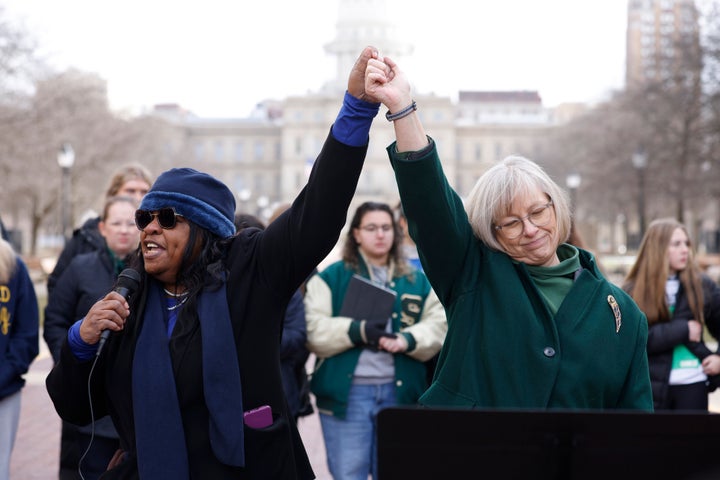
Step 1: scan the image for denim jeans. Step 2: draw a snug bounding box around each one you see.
[0,390,21,480]
[319,382,396,480]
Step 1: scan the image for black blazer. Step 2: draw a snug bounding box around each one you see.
[46,131,367,479]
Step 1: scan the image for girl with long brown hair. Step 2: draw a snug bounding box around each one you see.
[623,218,720,410]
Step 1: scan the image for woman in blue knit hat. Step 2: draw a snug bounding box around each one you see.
[46,46,383,480]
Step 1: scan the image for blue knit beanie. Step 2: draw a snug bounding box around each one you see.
[140,168,236,238]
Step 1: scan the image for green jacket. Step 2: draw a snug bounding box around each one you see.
[305,257,447,418]
[388,139,653,411]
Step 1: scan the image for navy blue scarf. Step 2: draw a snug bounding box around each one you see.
[132,280,245,478]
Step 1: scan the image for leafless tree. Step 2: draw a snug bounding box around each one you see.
[0,68,182,255]
[542,0,720,251]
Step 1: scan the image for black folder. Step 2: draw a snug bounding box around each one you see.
[339,274,396,324]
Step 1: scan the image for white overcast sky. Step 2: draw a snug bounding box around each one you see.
[1,0,629,117]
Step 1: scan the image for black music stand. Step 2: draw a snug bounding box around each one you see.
[377,406,720,480]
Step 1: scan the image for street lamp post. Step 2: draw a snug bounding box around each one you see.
[57,143,75,242]
[256,195,269,221]
[566,172,582,210]
[632,148,647,241]
[238,188,252,214]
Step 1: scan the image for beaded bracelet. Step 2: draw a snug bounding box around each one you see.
[385,100,417,122]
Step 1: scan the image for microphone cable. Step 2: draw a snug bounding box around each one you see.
[77,352,102,480]
[76,268,140,478]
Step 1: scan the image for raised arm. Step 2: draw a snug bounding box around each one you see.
[365,55,428,152]
[253,47,383,294]
[364,54,476,304]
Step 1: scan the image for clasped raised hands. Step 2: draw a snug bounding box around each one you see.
[364,54,412,113]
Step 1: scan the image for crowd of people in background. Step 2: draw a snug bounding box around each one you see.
[2,44,720,480]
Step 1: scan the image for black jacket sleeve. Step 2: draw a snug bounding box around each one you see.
[43,263,82,363]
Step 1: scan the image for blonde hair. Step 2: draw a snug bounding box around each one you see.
[101,195,139,221]
[623,218,704,325]
[0,238,17,284]
[105,163,153,198]
[465,155,571,251]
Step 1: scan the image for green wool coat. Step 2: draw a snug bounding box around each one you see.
[388,140,653,411]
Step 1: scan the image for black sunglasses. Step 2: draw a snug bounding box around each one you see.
[135,208,182,230]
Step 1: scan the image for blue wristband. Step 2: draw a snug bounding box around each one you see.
[331,92,380,147]
[68,319,99,361]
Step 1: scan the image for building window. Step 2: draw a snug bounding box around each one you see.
[234,141,244,162]
[254,173,266,193]
[214,140,224,162]
[475,143,483,162]
[233,174,248,195]
[194,142,205,162]
[274,141,282,162]
[254,141,264,162]
[494,142,503,160]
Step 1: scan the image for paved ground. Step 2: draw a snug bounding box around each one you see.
[9,352,61,480]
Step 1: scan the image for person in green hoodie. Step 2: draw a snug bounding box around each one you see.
[363,53,653,411]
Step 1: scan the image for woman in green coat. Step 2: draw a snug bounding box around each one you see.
[363,54,653,411]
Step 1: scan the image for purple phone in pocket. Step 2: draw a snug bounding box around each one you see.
[243,405,273,428]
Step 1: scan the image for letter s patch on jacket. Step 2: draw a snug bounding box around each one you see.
[400,294,423,328]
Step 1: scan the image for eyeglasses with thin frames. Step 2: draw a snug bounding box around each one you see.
[105,220,137,230]
[493,201,554,239]
[358,224,393,234]
[135,208,183,230]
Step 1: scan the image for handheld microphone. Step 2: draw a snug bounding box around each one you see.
[96,268,141,357]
